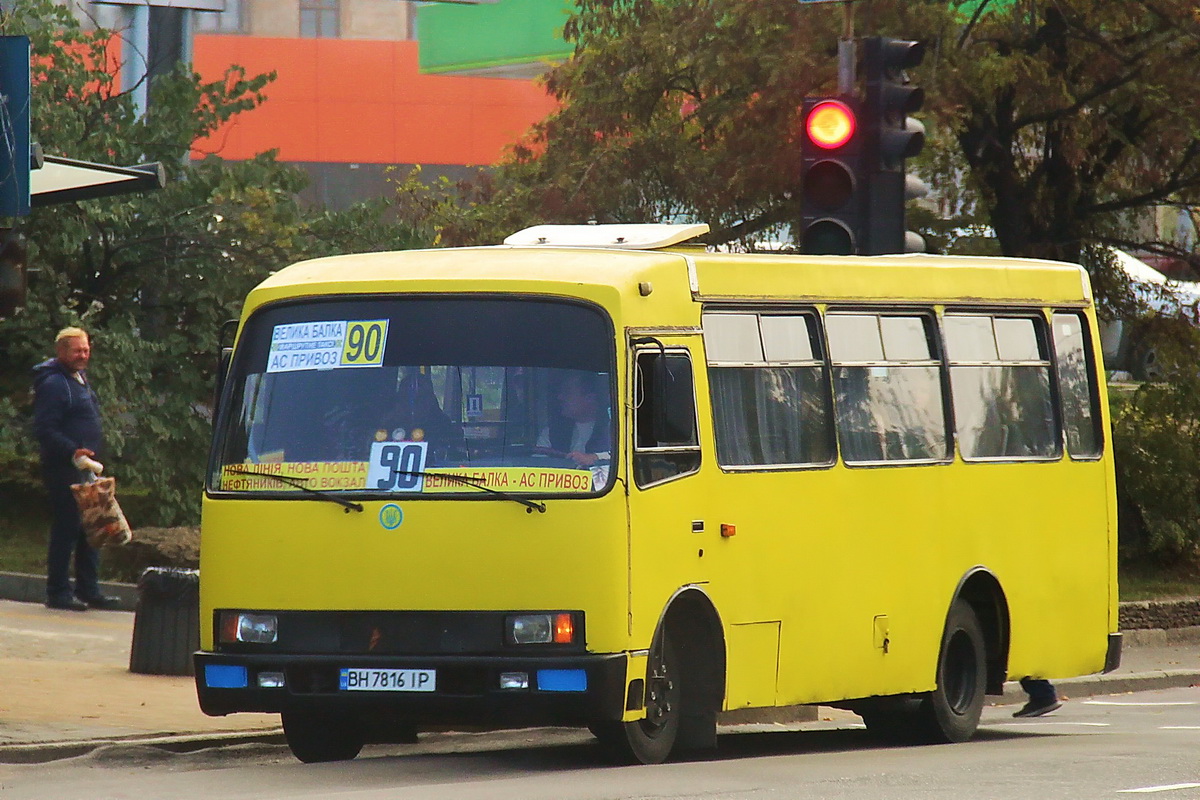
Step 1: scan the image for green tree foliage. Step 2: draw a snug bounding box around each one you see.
[0,0,425,525]
[404,0,1200,272]
[1111,337,1200,566]
[941,0,1200,266]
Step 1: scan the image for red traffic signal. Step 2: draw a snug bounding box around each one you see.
[805,100,857,150]
[800,96,863,255]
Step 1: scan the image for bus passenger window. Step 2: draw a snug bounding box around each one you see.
[826,312,949,465]
[945,314,1058,460]
[634,350,700,487]
[1052,312,1102,457]
[703,311,835,468]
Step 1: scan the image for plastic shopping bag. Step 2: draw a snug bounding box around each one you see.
[71,463,133,548]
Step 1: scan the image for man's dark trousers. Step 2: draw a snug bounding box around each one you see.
[44,471,100,603]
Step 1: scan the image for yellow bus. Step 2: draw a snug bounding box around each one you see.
[195,223,1120,764]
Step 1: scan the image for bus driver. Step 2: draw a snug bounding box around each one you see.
[536,373,611,468]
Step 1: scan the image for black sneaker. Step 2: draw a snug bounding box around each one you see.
[46,596,88,611]
[1013,698,1062,718]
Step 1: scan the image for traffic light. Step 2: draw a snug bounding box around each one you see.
[799,96,864,255]
[862,36,928,254]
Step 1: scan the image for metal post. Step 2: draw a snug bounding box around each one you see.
[121,4,150,119]
[837,0,855,95]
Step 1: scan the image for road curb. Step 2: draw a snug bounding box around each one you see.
[0,728,285,765]
[0,571,137,611]
[997,669,1200,706]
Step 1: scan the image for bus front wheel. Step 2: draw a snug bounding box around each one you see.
[282,711,365,763]
[593,633,681,764]
[918,600,986,743]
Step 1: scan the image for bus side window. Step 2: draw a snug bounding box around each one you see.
[702,310,835,468]
[945,313,1059,461]
[634,349,700,487]
[826,312,949,465]
[1052,312,1103,458]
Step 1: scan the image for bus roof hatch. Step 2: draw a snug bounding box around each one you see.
[503,223,710,250]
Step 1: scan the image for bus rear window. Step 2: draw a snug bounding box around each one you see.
[210,297,616,497]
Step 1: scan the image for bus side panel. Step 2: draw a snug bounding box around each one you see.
[996,459,1115,680]
[699,458,1112,709]
[709,467,950,707]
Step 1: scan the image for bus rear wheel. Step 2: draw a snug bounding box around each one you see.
[282,711,365,763]
[917,600,986,743]
[594,633,681,764]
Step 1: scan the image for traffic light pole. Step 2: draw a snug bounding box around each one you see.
[837,2,855,94]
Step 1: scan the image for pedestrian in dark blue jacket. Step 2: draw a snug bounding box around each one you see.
[32,327,119,611]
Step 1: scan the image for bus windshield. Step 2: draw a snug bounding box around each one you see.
[210,297,615,497]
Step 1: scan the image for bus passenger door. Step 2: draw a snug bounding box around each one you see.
[625,339,714,643]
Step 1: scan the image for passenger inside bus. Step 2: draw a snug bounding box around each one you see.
[535,373,611,468]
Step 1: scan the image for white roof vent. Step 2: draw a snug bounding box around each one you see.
[503,223,710,250]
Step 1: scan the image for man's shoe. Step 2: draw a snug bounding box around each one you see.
[80,595,122,610]
[46,596,88,611]
[1013,698,1062,718]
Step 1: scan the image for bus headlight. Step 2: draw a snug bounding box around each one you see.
[507,612,576,645]
[219,611,278,644]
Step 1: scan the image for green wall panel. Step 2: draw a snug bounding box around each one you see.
[418,0,575,75]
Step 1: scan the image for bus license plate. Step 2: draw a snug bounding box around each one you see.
[339,668,436,692]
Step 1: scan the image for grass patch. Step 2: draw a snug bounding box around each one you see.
[0,489,49,574]
[1119,563,1200,602]
[0,531,46,574]
[0,489,127,580]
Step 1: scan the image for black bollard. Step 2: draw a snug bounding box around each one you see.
[129,567,200,676]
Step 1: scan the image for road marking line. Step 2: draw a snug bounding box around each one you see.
[1084,701,1197,707]
[1160,726,1200,730]
[1117,784,1200,794]
[0,625,114,642]
[998,721,1110,727]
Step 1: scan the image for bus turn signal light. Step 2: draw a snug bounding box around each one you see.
[554,613,575,644]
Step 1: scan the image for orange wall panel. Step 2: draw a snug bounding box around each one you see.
[191,36,557,166]
[314,40,398,105]
[317,101,396,162]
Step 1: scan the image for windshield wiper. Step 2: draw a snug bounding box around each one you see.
[395,470,547,514]
[224,467,364,513]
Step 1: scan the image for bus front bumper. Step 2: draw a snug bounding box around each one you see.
[194,651,631,727]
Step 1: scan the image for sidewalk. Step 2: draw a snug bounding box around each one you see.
[0,598,281,763]
[0,593,1197,763]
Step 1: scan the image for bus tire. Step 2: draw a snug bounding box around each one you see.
[917,600,986,743]
[594,632,681,764]
[282,711,364,763]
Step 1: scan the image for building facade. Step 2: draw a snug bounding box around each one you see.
[60,0,559,208]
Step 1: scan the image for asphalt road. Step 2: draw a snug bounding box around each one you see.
[2,685,1198,800]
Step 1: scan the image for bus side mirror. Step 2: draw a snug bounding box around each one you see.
[634,346,697,449]
[212,319,238,417]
